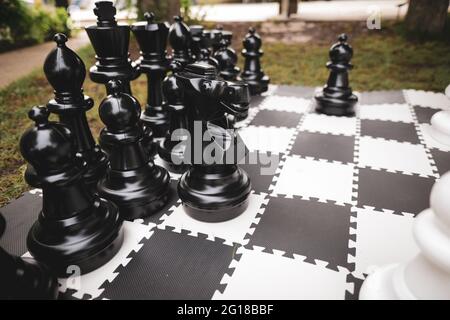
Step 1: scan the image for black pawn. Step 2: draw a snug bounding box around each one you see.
[85,1,137,95]
[158,65,190,174]
[176,63,252,222]
[241,27,270,95]
[43,33,107,192]
[97,80,171,220]
[315,34,358,116]
[0,214,58,300]
[20,106,124,276]
[132,12,171,138]
[168,16,192,68]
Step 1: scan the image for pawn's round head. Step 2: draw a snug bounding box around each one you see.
[243,27,261,51]
[20,106,74,176]
[430,171,450,227]
[329,33,353,63]
[99,80,141,132]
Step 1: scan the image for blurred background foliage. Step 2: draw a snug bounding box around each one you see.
[0,0,70,52]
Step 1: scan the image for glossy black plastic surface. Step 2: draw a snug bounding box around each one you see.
[44,33,108,192]
[97,81,171,220]
[176,63,252,222]
[315,34,358,116]
[20,106,124,276]
[85,1,137,94]
[132,12,171,138]
[0,214,58,300]
[168,16,192,68]
[241,27,270,95]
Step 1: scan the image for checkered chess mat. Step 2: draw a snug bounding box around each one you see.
[2,85,450,300]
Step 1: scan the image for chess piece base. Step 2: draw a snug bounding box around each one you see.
[242,75,270,96]
[315,91,357,117]
[27,198,124,277]
[235,109,249,122]
[178,165,252,222]
[18,257,60,300]
[158,141,190,174]
[359,264,415,300]
[429,110,450,147]
[98,163,171,220]
[141,106,170,138]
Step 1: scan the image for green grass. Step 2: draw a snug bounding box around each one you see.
[260,31,450,91]
[1,27,450,206]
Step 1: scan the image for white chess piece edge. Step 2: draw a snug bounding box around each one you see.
[359,173,450,300]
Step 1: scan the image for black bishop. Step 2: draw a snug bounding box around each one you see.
[42,33,107,192]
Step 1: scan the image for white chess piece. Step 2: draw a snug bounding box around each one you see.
[429,84,450,147]
[359,172,450,300]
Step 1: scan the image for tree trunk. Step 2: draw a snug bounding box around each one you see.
[279,0,298,17]
[405,0,449,35]
[137,0,180,21]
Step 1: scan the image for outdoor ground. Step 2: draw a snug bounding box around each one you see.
[1,20,449,206]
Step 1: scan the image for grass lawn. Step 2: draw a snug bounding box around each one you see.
[1,24,450,206]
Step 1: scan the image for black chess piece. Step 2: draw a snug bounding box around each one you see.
[176,63,252,222]
[213,31,247,121]
[0,214,59,300]
[202,29,213,49]
[20,106,124,276]
[210,26,223,54]
[97,80,171,220]
[241,27,270,95]
[158,63,190,174]
[85,1,137,95]
[190,25,204,62]
[43,33,107,192]
[168,16,192,68]
[132,12,171,138]
[213,31,240,81]
[315,34,358,116]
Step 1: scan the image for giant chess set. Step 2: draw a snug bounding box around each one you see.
[1,1,449,300]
